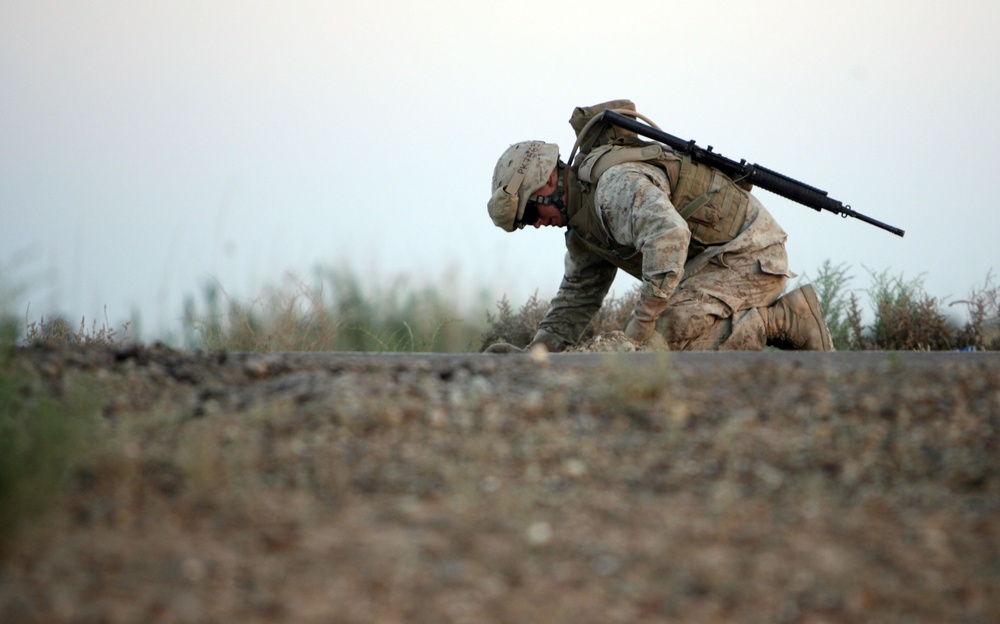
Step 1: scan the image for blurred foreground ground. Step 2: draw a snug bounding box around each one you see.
[2,345,999,623]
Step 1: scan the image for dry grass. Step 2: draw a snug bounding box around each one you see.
[22,310,133,349]
[181,269,484,353]
[4,261,999,352]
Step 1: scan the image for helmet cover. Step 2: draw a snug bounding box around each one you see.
[487,141,559,231]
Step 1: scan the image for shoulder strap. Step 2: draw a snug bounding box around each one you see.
[578,144,679,185]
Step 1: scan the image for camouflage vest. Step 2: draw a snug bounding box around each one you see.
[565,143,751,277]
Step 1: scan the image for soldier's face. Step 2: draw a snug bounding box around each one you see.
[528,202,564,228]
[522,167,564,228]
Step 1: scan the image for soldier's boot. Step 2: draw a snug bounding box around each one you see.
[762,285,834,351]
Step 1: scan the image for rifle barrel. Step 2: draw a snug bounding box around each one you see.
[597,109,905,237]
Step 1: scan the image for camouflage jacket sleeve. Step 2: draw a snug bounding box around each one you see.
[534,232,618,351]
[595,162,690,321]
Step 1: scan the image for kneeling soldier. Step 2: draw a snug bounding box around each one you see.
[485,100,833,353]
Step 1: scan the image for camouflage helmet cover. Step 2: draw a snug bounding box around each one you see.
[488,141,559,232]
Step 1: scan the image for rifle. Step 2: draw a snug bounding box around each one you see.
[596,109,905,237]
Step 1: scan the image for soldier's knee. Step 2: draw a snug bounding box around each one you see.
[658,306,716,343]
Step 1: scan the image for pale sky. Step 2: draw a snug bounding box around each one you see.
[2,0,998,339]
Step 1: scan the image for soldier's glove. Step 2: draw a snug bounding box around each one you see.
[624,317,656,343]
[625,290,670,343]
[484,342,525,354]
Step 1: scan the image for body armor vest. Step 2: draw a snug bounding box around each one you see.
[565,142,752,278]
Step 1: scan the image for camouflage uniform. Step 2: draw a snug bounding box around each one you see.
[535,161,792,352]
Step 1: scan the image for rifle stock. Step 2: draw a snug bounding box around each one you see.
[597,109,905,237]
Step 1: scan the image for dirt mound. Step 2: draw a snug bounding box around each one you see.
[567,330,665,352]
[2,345,999,623]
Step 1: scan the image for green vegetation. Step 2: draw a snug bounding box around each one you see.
[0,344,99,554]
[805,263,1000,351]
[805,260,854,350]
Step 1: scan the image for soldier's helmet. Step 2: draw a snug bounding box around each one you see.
[488,141,559,232]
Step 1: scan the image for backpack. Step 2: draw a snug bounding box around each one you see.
[568,99,644,161]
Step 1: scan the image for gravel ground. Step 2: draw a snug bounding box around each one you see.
[2,344,999,623]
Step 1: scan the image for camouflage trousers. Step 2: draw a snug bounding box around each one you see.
[655,242,789,350]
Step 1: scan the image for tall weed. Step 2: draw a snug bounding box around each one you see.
[809,266,959,350]
[800,260,854,350]
[864,268,955,350]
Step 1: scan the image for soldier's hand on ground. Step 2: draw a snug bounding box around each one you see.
[624,317,656,343]
[644,331,669,351]
[484,342,526,354]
